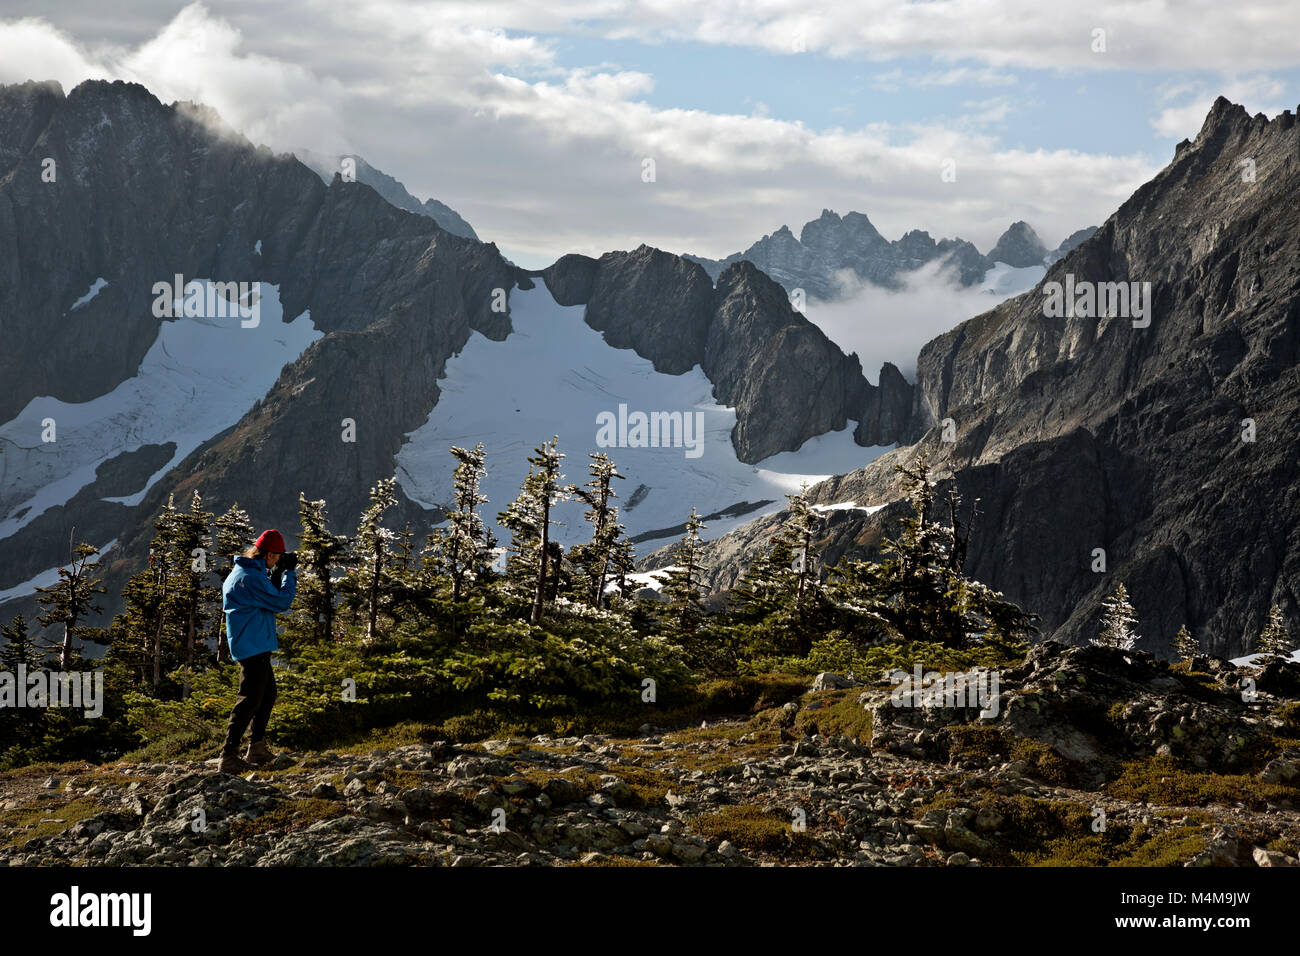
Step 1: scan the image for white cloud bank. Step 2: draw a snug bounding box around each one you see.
[3,2,1288,264]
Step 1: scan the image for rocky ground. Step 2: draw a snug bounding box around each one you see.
[4,642,1300,867]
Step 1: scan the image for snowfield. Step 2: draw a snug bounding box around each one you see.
[67,277,108,313]
[0,539,117,604]
[394,280,892,548]
[0,283,320,539]
[979,262,1046,298]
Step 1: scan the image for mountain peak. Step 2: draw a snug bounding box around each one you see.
[987,221,1047,267]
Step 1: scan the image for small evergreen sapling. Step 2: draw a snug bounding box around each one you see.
[1095,584,1139,650]
[34,534,107,670]
[1257,604,1294,662]
[1172,624,1198,662]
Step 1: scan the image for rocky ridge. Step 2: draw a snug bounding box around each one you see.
[674,98,1300,660]
[4,643,1300,867]
[686,210,1091,301]
[293,148,479,240]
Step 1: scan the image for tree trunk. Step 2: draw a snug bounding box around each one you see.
[366,551,381,644]
[531,499,551,625]
[322,571,334,643]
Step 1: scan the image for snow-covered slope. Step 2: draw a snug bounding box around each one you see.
[394,281,891,548]
[979,262,1046,298]
[0,283,320,538]
[0,539,117,603]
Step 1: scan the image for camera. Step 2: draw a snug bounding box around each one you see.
[278,551,298,572]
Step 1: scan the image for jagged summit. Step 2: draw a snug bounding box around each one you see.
[686,208,1080,299]
[987,221,1047,268]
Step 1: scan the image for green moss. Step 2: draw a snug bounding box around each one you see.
[1009,738,1076,786]
[947,725,1012,764]
[915,792,1209,866]
[1274,702,1300,735]
[691,804,821,856]
[572,856,658,866]
[791,689,873,742]
[0,797,107,848]
[1106,755,1299,810]
[228,798,346,838]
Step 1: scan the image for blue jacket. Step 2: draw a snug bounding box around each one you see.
[223,556,297,661]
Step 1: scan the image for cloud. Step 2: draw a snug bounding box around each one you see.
[0,2,1167,267]
[803,260,1044,383]
[872,65,1019,92]
[0,3,350,151]
[1150,74,1290,139]
[0,17,112,89]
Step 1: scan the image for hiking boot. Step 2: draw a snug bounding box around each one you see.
[245,739,277,766]
[218,750,253,774]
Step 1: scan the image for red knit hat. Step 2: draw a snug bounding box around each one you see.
[255,529,286,553]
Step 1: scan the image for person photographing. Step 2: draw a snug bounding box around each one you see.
[218,529,297,774]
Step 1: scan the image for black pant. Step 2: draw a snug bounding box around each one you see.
[222,651,277,753]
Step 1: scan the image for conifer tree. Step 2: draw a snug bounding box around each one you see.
[213,502,254,571]
[212,502,255,661]
[499,437,572,624]
[109,495,184,690]
[354,478,399,646]
[571,452,626,606]
[0,613,41,669]
[607,536,636,595]
[441,443,492,604]
[663,507,707,633]
[824,454,1034,649]
[167,491,217,695]
[34,535,107,670]
[1258,604,1294,662]
[297,494,349,645]
[1172,624,1198,662]
[786,485,822,613]
[1096,583,1140,650]
[0,614,45,747]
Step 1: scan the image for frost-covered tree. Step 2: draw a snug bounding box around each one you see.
[297,494,349,645]
[1257,604,1294,662]
[1095,583,1139,650]
[212,502,255,661]
[1172,624,1198,662]
[571,452,626,606]
[441,443,492,604]
[499,437,572,624]
[824,455,1034,650]
[354,477,399,646]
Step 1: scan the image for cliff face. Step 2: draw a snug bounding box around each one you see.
[0,79,520,620]
[675,98,1300,659]
[541,247,912,462]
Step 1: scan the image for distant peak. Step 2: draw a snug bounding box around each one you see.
[1196,96,1250,141]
